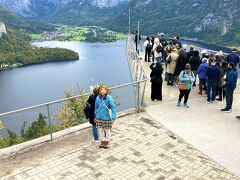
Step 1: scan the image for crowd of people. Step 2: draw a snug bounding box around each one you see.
[144,33,239,117]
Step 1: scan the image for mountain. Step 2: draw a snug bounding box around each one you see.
[0,0,73,18]
[0,7,55,33]
[0,0,126,19]
[47,0,128,26]
[0,0,239,46]
[107,0,240,46]
[0,21,6,35]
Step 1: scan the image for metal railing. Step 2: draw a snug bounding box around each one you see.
[126,35,148,111]
[0,36,148,141]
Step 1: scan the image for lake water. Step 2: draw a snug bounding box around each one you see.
[0,40,136,135]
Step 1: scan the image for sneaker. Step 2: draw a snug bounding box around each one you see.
[207,100,212,104]
[236,116,240,120]
[93,140,98,144]
[216,98,222,101]
[221,109,232,113]
[184,103,189,108]
[177,101,181,107]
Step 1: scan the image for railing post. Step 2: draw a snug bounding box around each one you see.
[47,104,53,141]
[137,81,140,112]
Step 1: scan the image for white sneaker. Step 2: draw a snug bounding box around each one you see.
[92,139,98,143]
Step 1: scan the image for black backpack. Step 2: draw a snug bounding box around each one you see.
[83,103,90,119]
[146,43,152,50]
[156,44,163,53]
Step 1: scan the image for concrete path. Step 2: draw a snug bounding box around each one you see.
[1,113,239,180]
[142,59,240,176]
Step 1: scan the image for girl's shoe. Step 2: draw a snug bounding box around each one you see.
[99,141,105,148]
[103,141,109,149]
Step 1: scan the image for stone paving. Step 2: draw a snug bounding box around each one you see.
[2,113,239,180]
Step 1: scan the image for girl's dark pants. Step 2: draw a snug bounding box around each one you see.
[178,89,191,104]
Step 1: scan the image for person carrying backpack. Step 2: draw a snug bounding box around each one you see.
[152,38,162,63]
[144,37,152,62]
[86,86,99,143]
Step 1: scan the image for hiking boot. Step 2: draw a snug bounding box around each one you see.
[99,141,105,148]
[103,141,109,149]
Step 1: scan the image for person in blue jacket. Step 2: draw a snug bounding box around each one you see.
[95,85,117,148]
[221,62,238,113]
[197,58,209,95]
[226,48,239,66]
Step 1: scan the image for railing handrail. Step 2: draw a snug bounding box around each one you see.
[0,79,147,117]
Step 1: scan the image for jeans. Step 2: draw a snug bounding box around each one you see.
[92,124,98,141]
[216,87,223,99]
[178,89,191,104]
[207,81,217,101]
[225,88,234,110]
[199,79,206,93]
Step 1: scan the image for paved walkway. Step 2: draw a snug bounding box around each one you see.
[141,58,240,176]
[1,113,239,180]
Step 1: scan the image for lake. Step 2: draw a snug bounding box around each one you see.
[0,40,136,135]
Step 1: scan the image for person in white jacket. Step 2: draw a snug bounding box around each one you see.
[152,38,162,63]
[143,37,152,62]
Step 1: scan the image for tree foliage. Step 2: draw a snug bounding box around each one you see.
[0,89,88,149]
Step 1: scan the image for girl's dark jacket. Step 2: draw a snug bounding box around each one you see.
[87,95,98,125]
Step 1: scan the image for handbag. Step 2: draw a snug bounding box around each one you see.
[178,83,186,90]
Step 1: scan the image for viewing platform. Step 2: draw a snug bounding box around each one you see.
[0,38,240,180]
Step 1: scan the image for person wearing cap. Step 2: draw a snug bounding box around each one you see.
[177,64,195,108]
[197,58,209,95]
[221,62,238,113]
[226,48,239,66]
[200,49,209,62]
